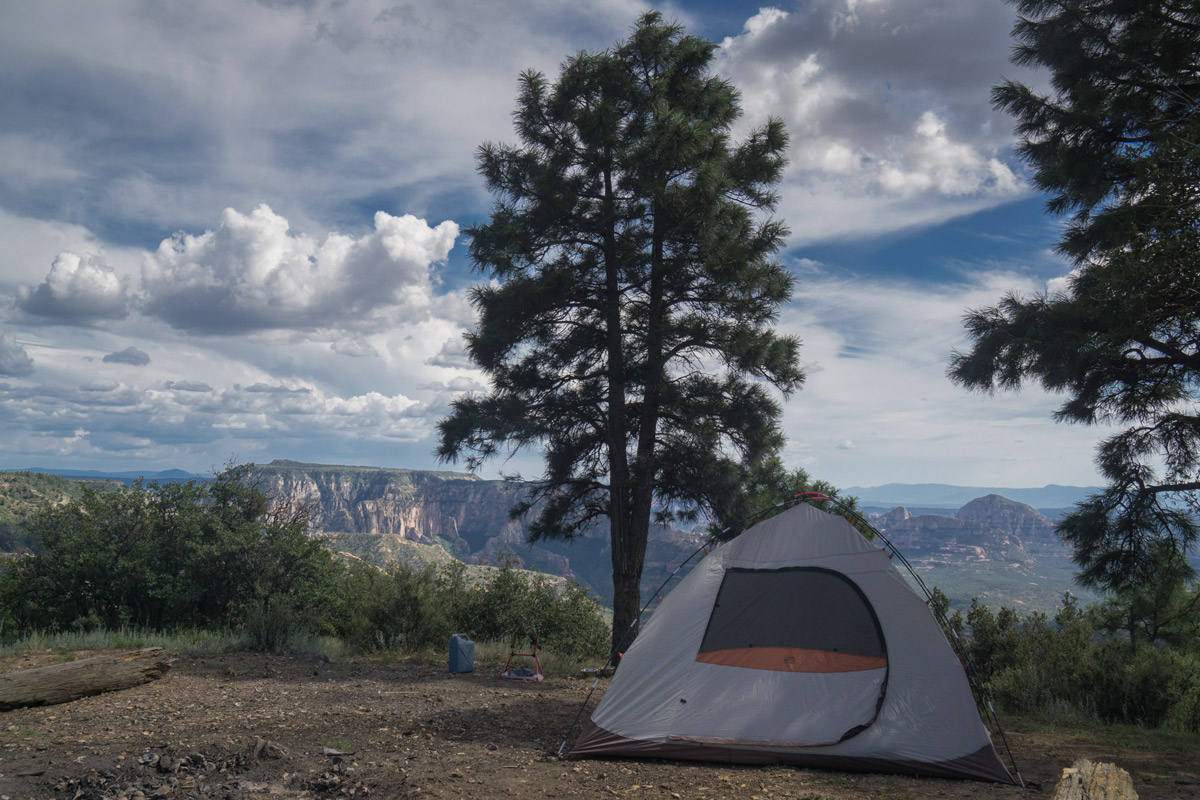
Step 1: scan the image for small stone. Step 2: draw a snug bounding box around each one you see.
[253,738,288,760]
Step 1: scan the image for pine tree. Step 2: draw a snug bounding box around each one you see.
[950,0,1200,593]
[438,13,803,656]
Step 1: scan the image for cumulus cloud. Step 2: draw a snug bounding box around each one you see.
[715,0,1030,242]
[17,251,132,322]
[242,382,311,394]
[331,337,379,358]
[140,205,458,335]
[420,376,485,392]
[164,380,212,392]
[0,0,640,244]
[0,331,34,377]
[426,336,473,369]
[103,346,150,366]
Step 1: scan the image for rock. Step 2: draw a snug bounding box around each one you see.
[252,737,288,760]
[1052,758,1138,800]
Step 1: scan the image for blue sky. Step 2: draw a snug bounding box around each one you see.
[0,0,1109,488]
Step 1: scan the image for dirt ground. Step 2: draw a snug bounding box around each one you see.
[1,651,1197,800]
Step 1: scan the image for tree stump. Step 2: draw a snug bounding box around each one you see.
[1052,758,1138,800]
[0,648,173,711]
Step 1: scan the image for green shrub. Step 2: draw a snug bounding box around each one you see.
[331,557,609,661]
[333,561,451,652]
[0,465,341,635]
[958,593,1200,733]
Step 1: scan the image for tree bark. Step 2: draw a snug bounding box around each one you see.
[0,648,173,711]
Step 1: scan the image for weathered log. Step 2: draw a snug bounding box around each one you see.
[0,647,173,711]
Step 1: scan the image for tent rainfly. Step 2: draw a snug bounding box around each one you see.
[570,502,1015,784]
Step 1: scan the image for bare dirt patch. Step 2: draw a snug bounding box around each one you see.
[1,651,1197,799]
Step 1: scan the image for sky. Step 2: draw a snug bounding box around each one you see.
[0,0,1109,489]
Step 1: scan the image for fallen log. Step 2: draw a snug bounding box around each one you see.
[0,647,173,711]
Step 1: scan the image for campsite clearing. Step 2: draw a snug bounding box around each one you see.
[1,651,1196,799]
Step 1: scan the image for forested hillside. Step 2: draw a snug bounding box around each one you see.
[0,471,84,553]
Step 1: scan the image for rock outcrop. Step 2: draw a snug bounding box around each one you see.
[254,460,702,599]
[871,493,1068,563]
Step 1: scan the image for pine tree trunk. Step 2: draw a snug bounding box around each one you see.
[610,547,641,664]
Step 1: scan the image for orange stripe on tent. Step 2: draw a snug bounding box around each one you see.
[695,647,888,673]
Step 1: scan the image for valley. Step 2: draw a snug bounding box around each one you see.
[1,461,1097,614]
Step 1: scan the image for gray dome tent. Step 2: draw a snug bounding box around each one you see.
[571,502,1015,783]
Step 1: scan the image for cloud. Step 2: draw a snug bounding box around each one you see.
[164,380,213,392]
[775,265,1109,487]
[331,337,379,357]
[715,0,1031,243]
[17,251,132,322]
[242,382,311,394]
[103,346,150,366]
[141,204,458,334]
[0,0,640,241]
[426,336,472,369]
[0,331,34,377]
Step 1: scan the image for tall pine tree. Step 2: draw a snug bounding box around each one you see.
[438,13,803,656]
[950,0,1200,594]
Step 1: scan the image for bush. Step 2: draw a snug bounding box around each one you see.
[0,465,341,635]
[333,561,451,652]
[333,558,609,661]
[958,594,1200,733]
[0,464,610,668]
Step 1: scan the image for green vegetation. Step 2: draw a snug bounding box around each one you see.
[0,471,85,553]
[937,589,1200,733]
[945,1,1200,736]
[709,456,867,540]
[0,626,255,658]
[950,0,1200,601]
[438,11,804,658]
[1,464,340,632]
[0,465,610,671]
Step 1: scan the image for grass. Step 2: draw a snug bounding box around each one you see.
[1009,714,1200,752]
[0,627,603,678]
[380,636,607,677]
[0,626,251,657]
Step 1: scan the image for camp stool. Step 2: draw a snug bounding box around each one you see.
[499,632,544,681]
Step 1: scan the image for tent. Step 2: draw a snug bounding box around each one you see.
[570,502,1015,783]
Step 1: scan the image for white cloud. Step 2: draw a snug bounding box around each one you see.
[0,331,34,377]
[17,251,132,322]
[141,205,458,334]
[715,0,1032,243]
[0,0,641,237]
[331,337,380,358]
[776,265,1107,488]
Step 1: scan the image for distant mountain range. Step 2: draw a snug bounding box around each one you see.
[14,467,1100,510]
[866,494,1095,610]
[17,467,201,483]
[846,482,1100,510]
